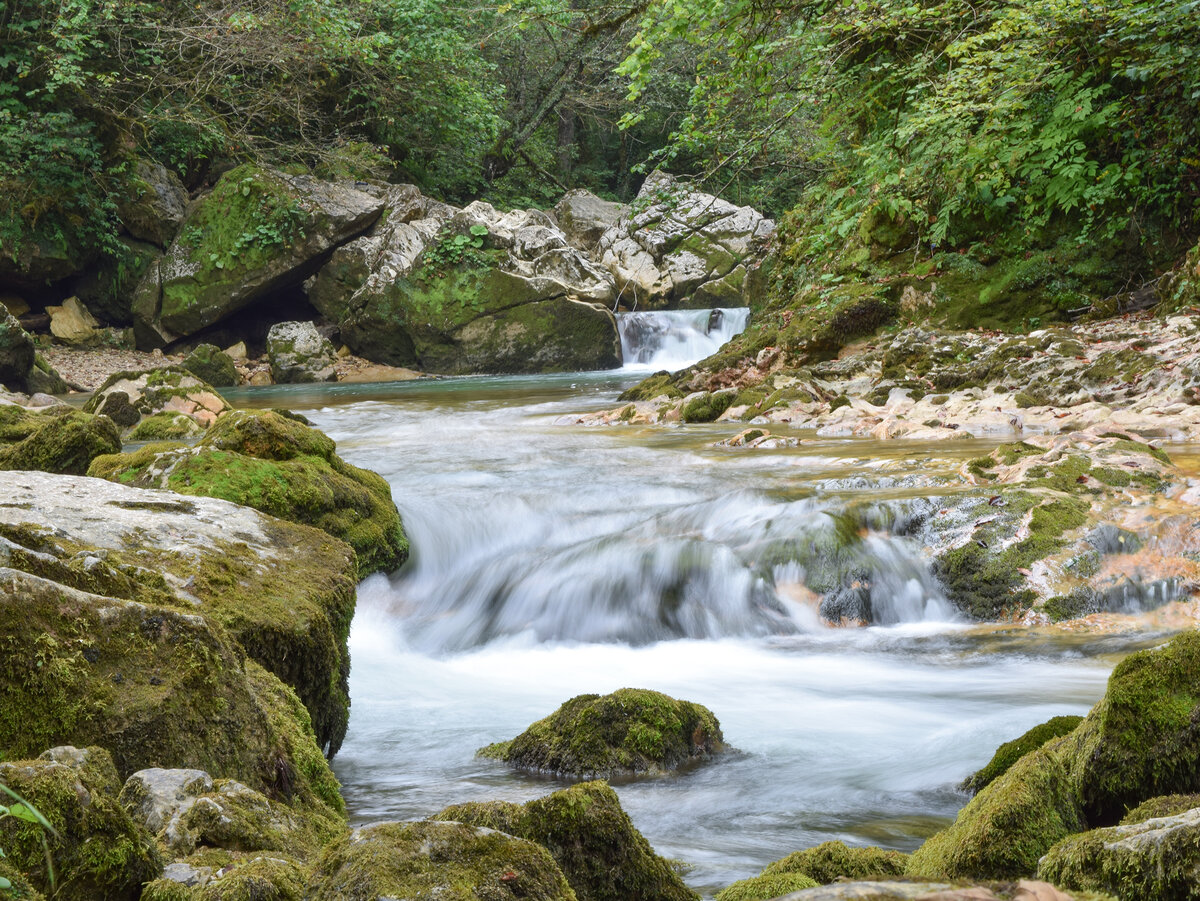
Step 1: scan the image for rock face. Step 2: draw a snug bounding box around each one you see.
[553,190,628,252]
[267,320,338,383]
[0,469,359,762]
[88,408,409,579]
[596,171,774,310]
[478,688,726,778]
[437,781,697,901]
[133,164,384,345]
[309,193,622,374]
[308,820,577,901]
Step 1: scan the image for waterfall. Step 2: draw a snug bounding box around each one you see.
[618,308,751,372]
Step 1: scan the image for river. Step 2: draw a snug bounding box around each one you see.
[228,311,1173,897]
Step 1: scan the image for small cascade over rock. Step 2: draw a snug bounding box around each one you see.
[618,307,750,372]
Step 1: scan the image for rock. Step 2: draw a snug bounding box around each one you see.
[84,365,231,431]
[143,854,307,900]
[267,320,338,383]
[120,768,215,850]
[478,688,726,778]
[309,188,621,374]
[758,882,955,900]
[1120,794,1200,824]
[0,307,36,390]
[307,820,576,901]
[597,171,774,309]
[1039,806,1200,900]
[127,411,206,441]
[47,296,101,345]
[224,341,248,362]
[0,293,29,317]
[959,716,1084,794]
[553,190,628,252]
[249,370,273,386]
[436,781,697,901]
[88,408,409,579]
[0,746,161,900]
[118,160,189,248]
[135,164,384,344]
[337,362,423,383]
[183,343,239,388]
[0,406,120,474]
[764,841,909,883]
[0,469,359,764]
[0,227,92,290]
[715,873,820,901]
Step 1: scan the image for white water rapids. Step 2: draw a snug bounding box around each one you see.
[618,308,752,372]
[225,322,1169,898]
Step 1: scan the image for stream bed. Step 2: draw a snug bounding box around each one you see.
[230,364,1174,897]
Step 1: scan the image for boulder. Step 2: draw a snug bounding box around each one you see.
[0,308,36,389]
[763,842,909,884]
[1039,806,1200,900]
[0,746,161,900]
[437,781,697,901]
[309,189,621,374]
[553,190,628,252]
[0,406,120,474]
[46,295,101,345]
[307,820,576,901]
[752,883,1076,901]
[134,164,384,344]
[141,854,307,900]
[0,469,359,762]
[88,408,409,579]
[182,343,239,388]
[478,688,726,778]
[120,768,215,850]
[84,366,230,431]
[118,160,189,248]
[959,716,1084,794]
[596,171,774,309]
[267,321,338,383]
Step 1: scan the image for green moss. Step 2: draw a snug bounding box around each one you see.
[618,373,684,403]
[142,855,307,901]
[478,689,725,778]
[829,395,851,411]
[906,743,1084,880]
[1120,794,1200,825]
[0,748,161,901]
[437,781,697,901]
[960,716,1085,794]
[995,442,1043,465]
[183,344,239,389]
[308,820,576,901]
[126,412,204,441]
[680,392,734,423]
[713,873,818,901]
[762,841,908,882]
[0,410,120,475]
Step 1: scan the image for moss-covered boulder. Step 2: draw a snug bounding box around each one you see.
[0,469,358,762]
[478,689,726,779]
[88,408,408,578]
[1120,794,1200,825]
[83,366,230,431]
[133,165,384,345]
[436,781,697,901]
[141,854,308,901]
[0,746,162,900]
[182,344,239,388]
[127,412,205,441]
[713,873,819,901]
[762,841,908,883]
[1039,806,1200,900]
[960,716,1084,794]
[307,820,577,901]
[0,308,36,391]
[0,407,120,474]
[905,745,1085,880]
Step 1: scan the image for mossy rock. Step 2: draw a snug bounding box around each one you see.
[0,746,162,901]
[477,689,726,779]
[127,412,205,442]
[89,409,409,579]
[0,408,120,475]
[0,565,342,815]
[761,841,908,883]
[713,873,818,901]
[83,366,229,432]
[182,344,239,388]
[307,820,577,901]
[960,716,1085,794]
[1067,630,1200,826]
[680,390,735,423]
[141,854,307,901]
[1120,794,1200,826]
[436,781,697,901]
[1038,807,1200,900]
[905,743,1085,880]
[618,372,684,403]
[0,858,45,900]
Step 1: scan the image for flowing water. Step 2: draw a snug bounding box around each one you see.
[228,312,1177,897]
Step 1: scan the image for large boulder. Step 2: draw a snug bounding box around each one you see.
[309,191,621,374]
[133,165,384,345]
[436,781,697,901]
[596,171,774,310]
[0,746,162,900]
[478,688,726,779]
[0,405,120,474]
[267,320,338,383]
[307,820,577,901]
[553,190,628,252]
[84,365,230,431]
[0,309,69,394]
[0,469,359,761]
[47,296,102,346]
[88,408,409,579]
[959,716,1084,794]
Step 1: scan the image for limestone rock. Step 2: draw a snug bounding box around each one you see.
[554,190,628,252]
[47,296,101,345]
[134,164,384,344]
[84,365,230,431]
[267,320,338,383]
[118,159,189,247]
[183,343,239,387]
[121,768,215,851]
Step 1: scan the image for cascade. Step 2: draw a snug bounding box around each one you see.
[618,307,751,371]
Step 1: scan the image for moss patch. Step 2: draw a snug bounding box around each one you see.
[761,840,908,883]
[714,873,818,901]
[960,716,1084,794]
[0,409,120,475]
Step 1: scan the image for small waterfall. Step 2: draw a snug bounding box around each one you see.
[618,308,751,372]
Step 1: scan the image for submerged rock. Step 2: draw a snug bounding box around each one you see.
[478,688,726,779]
[437,781,697,901]
[307,820,576,901]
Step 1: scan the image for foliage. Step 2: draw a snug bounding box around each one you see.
[0,783,57,892]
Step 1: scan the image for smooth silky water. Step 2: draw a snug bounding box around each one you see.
[226,311,1176,896]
